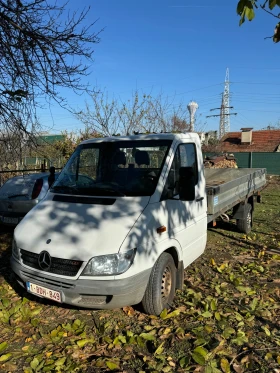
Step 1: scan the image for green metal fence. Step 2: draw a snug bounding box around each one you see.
[203,152,280,175]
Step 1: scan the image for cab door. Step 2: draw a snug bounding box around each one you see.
[161,142,207,267]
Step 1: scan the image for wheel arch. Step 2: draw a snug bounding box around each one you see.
[164,246,184,291]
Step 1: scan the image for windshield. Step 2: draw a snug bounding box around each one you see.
[51,140,172,197]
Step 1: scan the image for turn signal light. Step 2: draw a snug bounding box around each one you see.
[157,226,167,234]
[32,178,43,199]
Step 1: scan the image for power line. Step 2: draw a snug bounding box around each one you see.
[232,81,280,86]
[238,109,280,113]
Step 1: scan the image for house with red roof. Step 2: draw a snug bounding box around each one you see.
[220,128,280,153]
[202,128,280,175]
[203,128,280,153]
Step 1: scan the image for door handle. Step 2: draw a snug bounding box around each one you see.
[196,197,204,202]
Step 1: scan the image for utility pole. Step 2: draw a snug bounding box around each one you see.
[222,68,230,137]
[206,106,237,139]
[206,68,237,139]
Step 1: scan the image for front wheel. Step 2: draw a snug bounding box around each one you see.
[141,253,176,315]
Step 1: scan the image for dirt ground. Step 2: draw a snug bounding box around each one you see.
[0,178,280,372]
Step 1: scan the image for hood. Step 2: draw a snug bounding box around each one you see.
[14,194,149,261]
[0,173,48,200]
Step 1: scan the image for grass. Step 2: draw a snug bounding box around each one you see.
[0,178,280,373]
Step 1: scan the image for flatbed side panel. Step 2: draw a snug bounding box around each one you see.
[206,168,266,215]
[205,168,265,187]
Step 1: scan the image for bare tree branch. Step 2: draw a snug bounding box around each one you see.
[0,0,101,162]
[75,89,204,136]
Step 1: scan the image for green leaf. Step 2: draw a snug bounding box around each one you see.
[113,337,121,346]
[236,286,255,295]
[160,309,181,320]
[194,346,208,357]
[43,365,55,372]
[160,308,168,319]
[2,298,10,308]
[30,307,42,317]
[231,331,248,346]
[201,311,212,318]
[194,338,207,346]
[31,318,40,327]
[0,353,12,362]
[140,332,155,341]
[155,342,164,355]
[179,356,190,368]
[0,342,8,353]
[205,365,222,373]
[72,319,82,330]
[215,312,221,321]
[50,329,58,338]
[106,361,119,370]
[30,357,39,370]
[210,299,217,311]
[76,338,95,348]
[22,297,29,305]
[261,326,271,336]
[162,366,172,372]
[220,357,230,373]
[245,6,255,21]
[192,351,206,365]
[235,312,243,321]
[37,360,45,371]
[249,298,258,311]
[118,335,126,344]
[222,327,235,339]
[55,357,66,366]
[176,327,184,336]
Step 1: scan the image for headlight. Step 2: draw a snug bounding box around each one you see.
[82,249,136,276]
[12,239,19,260]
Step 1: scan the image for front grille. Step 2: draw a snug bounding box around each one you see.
[21,270,75,289]
[20,249,83,277]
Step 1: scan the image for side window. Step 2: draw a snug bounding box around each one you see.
[162,143,198,200]
[79,148,99,180]
[179,143,198,184]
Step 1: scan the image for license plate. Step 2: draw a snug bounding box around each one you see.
[26,282,61,303]
[3,217,18,224]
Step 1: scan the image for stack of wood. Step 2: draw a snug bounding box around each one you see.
[204,154,238,169]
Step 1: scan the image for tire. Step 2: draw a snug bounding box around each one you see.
[236,203,252,234]
[141,252,176,316]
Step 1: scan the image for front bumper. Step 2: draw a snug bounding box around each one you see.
[0,211,26,226]
[10,257,151,309]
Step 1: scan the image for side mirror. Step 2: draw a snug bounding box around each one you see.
[178,167,195,201]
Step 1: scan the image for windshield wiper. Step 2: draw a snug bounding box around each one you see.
[96,187,126,197]
[51,185,125,197]
[51,185,79,194]
[8,194,29,199]
[91,183,126,196]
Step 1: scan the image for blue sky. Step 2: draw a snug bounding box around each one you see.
[39,0,280,135]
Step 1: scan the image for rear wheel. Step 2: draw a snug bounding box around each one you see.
[141,253,176,316]
[236,203,252,234]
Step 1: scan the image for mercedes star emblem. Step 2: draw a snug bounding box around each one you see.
[38,251,52,271]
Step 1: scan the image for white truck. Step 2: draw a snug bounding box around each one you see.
[11,133,266,315]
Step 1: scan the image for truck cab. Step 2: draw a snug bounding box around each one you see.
[11,133,208,315]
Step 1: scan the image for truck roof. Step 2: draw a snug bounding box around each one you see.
[80,132,199,145]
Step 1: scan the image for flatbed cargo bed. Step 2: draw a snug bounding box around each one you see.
[205,168,266,223]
